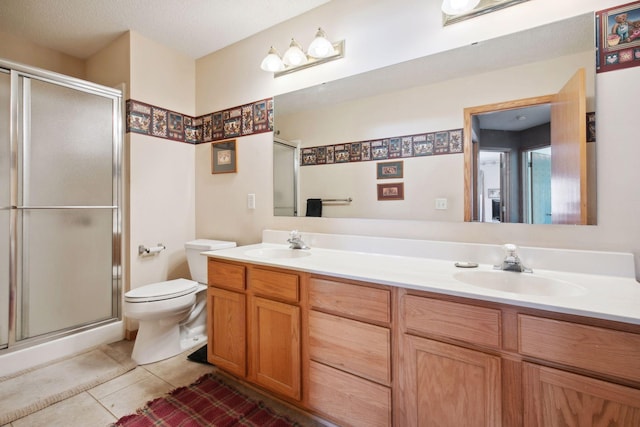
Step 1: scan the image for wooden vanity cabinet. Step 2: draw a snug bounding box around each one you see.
[398,291,503,427]
[207,259,303,402]
[523,362,640,426]
[397,288,640,427]
[519,315,640,427]
[208,258,640,427]
[306,275,393,427]
[206,260,246,377]
[248,267,302,400]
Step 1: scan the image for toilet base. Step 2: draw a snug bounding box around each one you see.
[131,320,183,365]
[131,313,208,365]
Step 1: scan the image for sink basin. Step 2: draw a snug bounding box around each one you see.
[453,270,586,297]
[245,248,312,259]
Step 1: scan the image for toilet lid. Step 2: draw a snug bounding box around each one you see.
[125,279,199,302]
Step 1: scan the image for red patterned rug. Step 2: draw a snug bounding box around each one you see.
[113,374,302,427]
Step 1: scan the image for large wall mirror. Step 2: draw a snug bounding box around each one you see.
[274,13,596,225]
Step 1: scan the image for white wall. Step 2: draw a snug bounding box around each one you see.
[194,0,640,278]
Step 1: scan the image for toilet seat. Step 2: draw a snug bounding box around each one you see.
[125,279,199,303]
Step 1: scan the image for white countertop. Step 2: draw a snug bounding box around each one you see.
[203,241,640,326]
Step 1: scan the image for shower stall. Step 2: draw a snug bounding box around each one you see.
[0,60,123,374]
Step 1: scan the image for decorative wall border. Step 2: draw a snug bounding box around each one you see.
[300,129,463,166]
[126,98,274,144]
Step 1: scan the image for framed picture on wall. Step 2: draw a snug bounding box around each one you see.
[377,183,404,201]
[376,160,404,179]
[596,1,640,73]
[211,139,237,174]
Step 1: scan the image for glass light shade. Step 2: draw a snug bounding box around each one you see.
[282,39,308,66]
[441,0,481,15]
[260,46,284,72]
[307,28,335,58]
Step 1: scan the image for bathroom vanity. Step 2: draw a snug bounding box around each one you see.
[204,231,640,427]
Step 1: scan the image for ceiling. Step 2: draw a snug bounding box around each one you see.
[0,0,330,59]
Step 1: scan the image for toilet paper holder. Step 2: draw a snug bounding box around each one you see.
[138,243,166,256]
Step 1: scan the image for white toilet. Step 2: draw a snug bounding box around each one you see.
[124,239,236,364]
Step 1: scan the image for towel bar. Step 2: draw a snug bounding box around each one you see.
[321,197,352,203]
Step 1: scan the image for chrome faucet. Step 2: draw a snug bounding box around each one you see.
[287,230,310,250]
[495,244,532,273]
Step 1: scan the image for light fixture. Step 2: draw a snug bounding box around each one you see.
[260,46,285,72]
[441,0,481,15]
[260,27,345,77]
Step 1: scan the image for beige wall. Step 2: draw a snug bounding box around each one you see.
[0,29,85,78]
[86,32,131,98]
[127,32,197,293]
[194,0,640,279]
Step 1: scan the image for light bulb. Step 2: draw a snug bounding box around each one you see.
[260,46,284,72]
[441,0,481,15]
[308,28,335,58]
[282,39,308,66]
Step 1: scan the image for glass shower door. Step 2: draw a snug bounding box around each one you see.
[273,140,298,216]
[15,75,118,340]
[0,70,9,348]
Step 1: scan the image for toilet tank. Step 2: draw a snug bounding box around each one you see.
[185,239,236,283]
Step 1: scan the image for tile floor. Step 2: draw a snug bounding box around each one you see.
[3,340,331,427]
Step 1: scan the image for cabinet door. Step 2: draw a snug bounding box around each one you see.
[249,296,301,400]
[523,362,640,427]
[207,287,246,377]
[401,335,501,427]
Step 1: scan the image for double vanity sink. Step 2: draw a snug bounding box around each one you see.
[247,246,586,297]
[213,232,639,325]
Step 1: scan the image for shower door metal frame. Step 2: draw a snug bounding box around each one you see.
[2,59,123,351]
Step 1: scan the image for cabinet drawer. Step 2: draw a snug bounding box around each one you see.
[250,268,299,302]
[309,277,390,323]
[404,295,501,349]
[309,310,391,386]
[308,361,391,427]
[519,315,640,382]
[208,259,245,290]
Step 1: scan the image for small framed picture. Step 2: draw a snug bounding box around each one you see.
[376,160,404,179]
[211,139,237,174]
[377,183,404,201]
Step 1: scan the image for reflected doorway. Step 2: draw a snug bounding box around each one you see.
[464,69,590,224]
[477,150,510,223]
[524,146,552,224]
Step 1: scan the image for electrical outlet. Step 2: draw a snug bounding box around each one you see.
[435,198,448,210]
